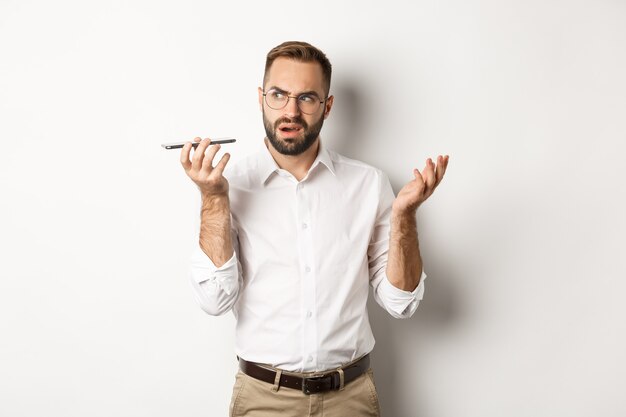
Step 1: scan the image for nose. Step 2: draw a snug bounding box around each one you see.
[283,96,301,117]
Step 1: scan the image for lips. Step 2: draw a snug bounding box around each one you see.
[279,124,303,132]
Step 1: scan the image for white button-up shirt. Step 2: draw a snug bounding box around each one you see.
[189,139,426,372]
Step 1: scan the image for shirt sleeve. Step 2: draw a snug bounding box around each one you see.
[188,222,243,316]
[368,170,427,319]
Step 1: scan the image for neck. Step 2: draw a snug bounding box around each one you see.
[264,137,320,182]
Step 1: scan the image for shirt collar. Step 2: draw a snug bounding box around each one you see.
[258,138,336,185]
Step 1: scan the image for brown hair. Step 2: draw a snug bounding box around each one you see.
[263,41,332,96]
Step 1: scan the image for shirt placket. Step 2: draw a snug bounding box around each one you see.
[295,180,318,371]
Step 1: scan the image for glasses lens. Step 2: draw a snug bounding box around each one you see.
[265,90,322,114]
[265,90,287,110]
[297,94,321,114]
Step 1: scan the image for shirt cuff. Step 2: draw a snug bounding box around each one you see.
[380,270,427,315]
[190,245,238,295]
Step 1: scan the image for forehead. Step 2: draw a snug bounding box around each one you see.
[265,57,325,94]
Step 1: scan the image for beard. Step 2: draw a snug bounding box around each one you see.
[263,109,325,156]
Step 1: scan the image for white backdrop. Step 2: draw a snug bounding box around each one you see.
[1,1,625,416]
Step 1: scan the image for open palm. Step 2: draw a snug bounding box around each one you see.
[393,155,449,213]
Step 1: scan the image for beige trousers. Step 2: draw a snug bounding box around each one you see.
[229,367,381,417]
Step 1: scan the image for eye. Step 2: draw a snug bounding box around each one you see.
[269,90,285,99]
[298,94,316,103]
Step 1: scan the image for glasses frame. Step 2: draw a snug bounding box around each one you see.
[262,88,328,115]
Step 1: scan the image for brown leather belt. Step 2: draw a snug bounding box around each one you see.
[237,354,370,395]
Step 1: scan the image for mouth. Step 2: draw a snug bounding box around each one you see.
[278,124,303,137]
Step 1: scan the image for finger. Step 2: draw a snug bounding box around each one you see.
[424,158,437,190]
[201,142,222,173]
[191,138,212,171]
[420,160,429,177]
[437,155,450,185]
[213,152,231,177]
[413,167,423,181]
[413,168,428,198]
[434,155,445,185]
[180,140,195,171]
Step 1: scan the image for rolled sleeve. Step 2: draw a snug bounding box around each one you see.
[377,270,427,319]
[189,244,241,316]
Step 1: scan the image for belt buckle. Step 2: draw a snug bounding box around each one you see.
[301,375,328,395]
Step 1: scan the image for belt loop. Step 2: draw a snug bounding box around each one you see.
[337,368,345,391]
[271,369,283,392]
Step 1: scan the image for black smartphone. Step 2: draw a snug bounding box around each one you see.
[161,138,236,149]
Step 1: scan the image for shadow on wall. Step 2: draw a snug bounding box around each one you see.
[331,78,463,416]
[323,76,371,160]
[368,259,461,416]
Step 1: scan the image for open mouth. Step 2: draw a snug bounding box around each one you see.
[278,124,303,137]
[279,124,303,132]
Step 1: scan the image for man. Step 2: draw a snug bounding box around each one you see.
[180,41,449,417]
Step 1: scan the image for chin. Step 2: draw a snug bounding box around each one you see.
[278,132,305,142]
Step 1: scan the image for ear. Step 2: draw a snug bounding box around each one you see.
[323,95,334,120]
[258,87,264,111]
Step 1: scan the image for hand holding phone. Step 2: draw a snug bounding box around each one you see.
[179,137,233,197]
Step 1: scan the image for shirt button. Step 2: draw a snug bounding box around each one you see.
[305,266,311,273]
[302,222,308,229]
[306,311,312,318]
[307,356,313,362]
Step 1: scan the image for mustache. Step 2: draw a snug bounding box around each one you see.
[274,117,308,129]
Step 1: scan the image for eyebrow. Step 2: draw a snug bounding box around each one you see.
[267,86,322,97]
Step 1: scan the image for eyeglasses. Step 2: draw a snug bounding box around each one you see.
[263,88,327,114]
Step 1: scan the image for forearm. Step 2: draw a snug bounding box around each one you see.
[199,194,234,267]
[386,210,423,292]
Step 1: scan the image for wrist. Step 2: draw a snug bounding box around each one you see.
[390,209,418,241]
[201,196,231,221]
[391,206,417,223]
[201,193,229,207]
